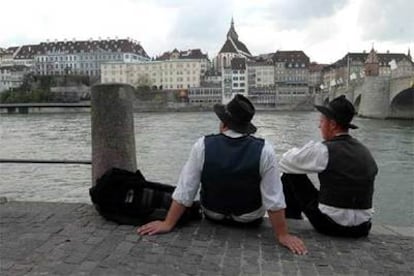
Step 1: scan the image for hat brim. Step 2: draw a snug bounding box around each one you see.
[314,105,358,129]
[214,104,257,134]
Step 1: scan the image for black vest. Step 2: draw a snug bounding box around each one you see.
[200,134,264,215]
[318,135,378,209]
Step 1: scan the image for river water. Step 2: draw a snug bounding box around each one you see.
[1,111,413,227]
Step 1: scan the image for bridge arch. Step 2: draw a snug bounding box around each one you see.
[353,94,361,114]
[389,87,414,119]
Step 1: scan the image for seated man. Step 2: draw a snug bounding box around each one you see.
[279,95,378,237]
[137,94,307,255]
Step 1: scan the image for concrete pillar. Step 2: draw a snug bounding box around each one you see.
[91,84,137,184]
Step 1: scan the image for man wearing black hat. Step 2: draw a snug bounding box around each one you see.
[279,95,378,237]
[138,94,307,255]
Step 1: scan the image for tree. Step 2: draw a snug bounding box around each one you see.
[134,74,153,88]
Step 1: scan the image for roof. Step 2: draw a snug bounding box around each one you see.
[11,39,150,59]
[218,37,251,56]
[231,58,246,70]
[324,51,413,71]
[252,53,274,62]
[218,19,251,56]
[156,48,208,61]
[0,47,18,56]
[219,40,238,54]
[308,62,328,72]
[13,44,42,59]
[272,51,310,65]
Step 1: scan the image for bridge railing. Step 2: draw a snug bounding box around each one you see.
[1,83,138,187]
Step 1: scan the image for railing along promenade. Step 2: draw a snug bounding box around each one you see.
[1,84,136,181]
[0,102,91,114]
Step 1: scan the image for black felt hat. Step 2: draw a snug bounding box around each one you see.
[314,95,358,129]
[214,94,257,134]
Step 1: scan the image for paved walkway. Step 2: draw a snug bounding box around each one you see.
[1,200,413,276]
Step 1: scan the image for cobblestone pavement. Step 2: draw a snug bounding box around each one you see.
[1,200,413,276]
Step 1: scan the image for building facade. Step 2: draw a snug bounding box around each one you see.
[34,39,149,79]
[188,87,222,106]
[322,48,414,90]
[101,48,209,91]
[0,47,18,66]
[222,58,248,103]
[0,65,30,92]
[1,39,150,81]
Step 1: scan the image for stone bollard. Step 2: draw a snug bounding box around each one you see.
[91,83,137,185]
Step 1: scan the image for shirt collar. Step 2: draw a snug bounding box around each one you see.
[222,129,246,138]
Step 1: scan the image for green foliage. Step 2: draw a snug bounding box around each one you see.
[0,89,53,103]
[0,74,91,103]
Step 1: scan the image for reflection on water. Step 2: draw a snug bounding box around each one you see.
[0,112,413,226]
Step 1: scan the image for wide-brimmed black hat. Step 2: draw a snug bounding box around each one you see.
[214,94,257,134]
[314,95,358,129]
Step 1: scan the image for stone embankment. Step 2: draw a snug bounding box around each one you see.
[1,200,413,275]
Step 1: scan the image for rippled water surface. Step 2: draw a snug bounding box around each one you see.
[1,111,413,226]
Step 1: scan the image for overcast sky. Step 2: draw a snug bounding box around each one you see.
[1,0,413,64]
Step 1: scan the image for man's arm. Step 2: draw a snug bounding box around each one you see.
[137,200,187,235]
[268,209,307,255]
[260,141,307,254]
[279,141,328,174]
[137,137,204,236]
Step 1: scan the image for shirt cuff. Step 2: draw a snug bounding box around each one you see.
[265,203,286,212]
[172,191,194,207]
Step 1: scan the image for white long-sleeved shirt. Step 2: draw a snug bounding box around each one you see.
[172,130,286,217]
[279,139,374,226]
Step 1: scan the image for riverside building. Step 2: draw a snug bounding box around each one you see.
[101,48,209,91]
[1,38,150,81]
[322,48,414,91]
[0,65,30,92]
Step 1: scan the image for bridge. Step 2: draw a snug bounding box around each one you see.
[315,74,414,119]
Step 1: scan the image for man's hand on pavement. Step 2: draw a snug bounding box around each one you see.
[278,234,308,255]
[137,220,173,236]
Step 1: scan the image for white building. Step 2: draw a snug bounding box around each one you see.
[0,47,18,66]
[33,38,149,79]
[101,49,209,91]
[248,59,275,88]
[222,58,248,103]
[0,65,30,92]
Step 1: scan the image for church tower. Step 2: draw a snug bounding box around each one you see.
[214,18,252,72]
[364,47,379,76]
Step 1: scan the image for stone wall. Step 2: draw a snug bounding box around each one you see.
[358,76,390,118]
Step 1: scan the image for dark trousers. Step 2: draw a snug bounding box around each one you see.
[142,181,202,223]
[281,173,371,238]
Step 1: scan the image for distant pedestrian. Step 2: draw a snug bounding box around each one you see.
[137,94,307,255]
[280,95,378,237]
